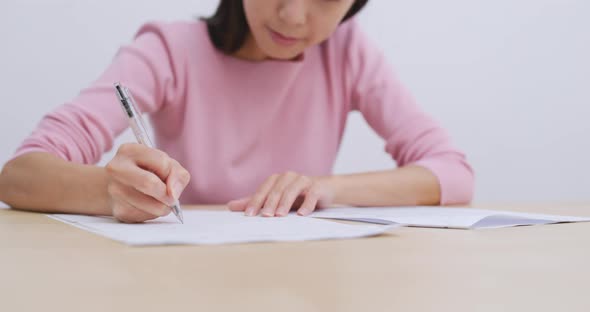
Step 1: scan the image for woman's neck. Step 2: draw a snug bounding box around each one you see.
[232,34,269,62]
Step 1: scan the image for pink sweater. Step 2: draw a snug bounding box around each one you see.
[14,20,474,205]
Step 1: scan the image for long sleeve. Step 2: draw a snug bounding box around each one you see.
[13,23,181,164]
[343,21,475,205]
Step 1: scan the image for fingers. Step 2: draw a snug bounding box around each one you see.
[274,176,312,217]
[244,172,320,218]
[244,174,280,216]
[107,160,172,206]
[121,144,174,181]
[297,186,321,216]
[106,144,193,223]
[165,159,191,200]
[232,172,330,218]
[109,183,172,217]
[107,143,192,207]
[260,172,299,217]
[111,194,160,224]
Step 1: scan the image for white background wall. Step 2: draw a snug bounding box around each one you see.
[1,0,588,203]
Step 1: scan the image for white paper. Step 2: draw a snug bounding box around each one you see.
[310,207,590,229]
[48,210,397,246]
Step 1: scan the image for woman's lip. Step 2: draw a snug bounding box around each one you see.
[268,27,301,46]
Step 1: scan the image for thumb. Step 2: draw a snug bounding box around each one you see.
[166,163,191,201]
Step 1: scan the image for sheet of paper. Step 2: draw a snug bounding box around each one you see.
[49,210,397,246]
[310,207,590,229]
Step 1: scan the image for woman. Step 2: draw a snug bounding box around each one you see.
[0,0,474,223]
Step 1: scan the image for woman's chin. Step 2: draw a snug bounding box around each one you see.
[265,49,305,61]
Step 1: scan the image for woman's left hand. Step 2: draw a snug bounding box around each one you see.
[227,171,335,217]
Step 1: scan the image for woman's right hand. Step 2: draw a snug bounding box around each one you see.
[105,143,191,223]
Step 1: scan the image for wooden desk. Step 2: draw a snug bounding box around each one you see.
[1,204,589,312]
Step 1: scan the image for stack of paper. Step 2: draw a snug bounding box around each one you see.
[49,210,396,246]
[311,207,590,229]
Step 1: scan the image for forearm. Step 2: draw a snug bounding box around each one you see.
[0,152,111,215]
[321,165,441,207]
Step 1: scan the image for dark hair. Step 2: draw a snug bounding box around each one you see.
[203,0,369,54]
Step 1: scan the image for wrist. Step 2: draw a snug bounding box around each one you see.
[59,163,111,216]
[313,174,345,207]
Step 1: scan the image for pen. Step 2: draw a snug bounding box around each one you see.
[114,82,184,224]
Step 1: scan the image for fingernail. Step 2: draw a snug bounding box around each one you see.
[245,207,255,217]
[275,207,286,217]
[172,181,183,200]
[298,208,310,216]
[261,209,274,217]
